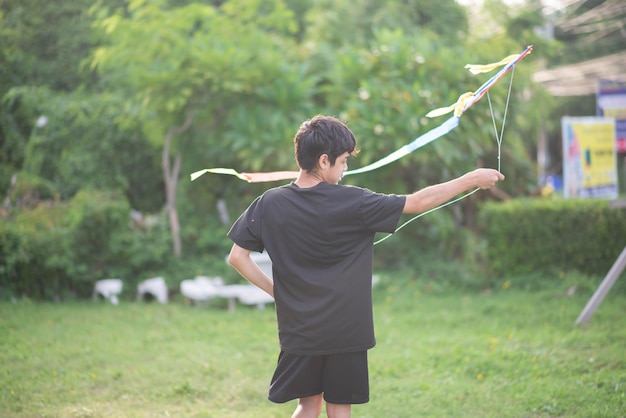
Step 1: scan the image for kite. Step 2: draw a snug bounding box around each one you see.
[190,45,533,184]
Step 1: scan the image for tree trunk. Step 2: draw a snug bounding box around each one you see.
[163,150,182,256]
[162,111,195,257]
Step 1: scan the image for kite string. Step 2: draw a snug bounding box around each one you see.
[487,66,515,172]
[374,187,479,245]
[374,67,516,246]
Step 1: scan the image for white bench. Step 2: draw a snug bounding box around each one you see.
[181,258,274,311]
[213,284,274,311]
[180,276,224,304]
[137,277,168,303]
[221,251,274,310]
[249,251,273,278]
[93,279,123,305]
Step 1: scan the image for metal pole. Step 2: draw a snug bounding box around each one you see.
[575,246,626,325]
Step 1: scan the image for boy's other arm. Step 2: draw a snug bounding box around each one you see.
[227,244,274,297]
[403,168,504,214]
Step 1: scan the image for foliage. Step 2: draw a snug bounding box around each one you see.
[1,87,163,211]
[480,197,626,277]
[301,0,468,47]
[322,30,526,191]
[1,192,123,299]
[0,190,172,301]
[90,0,301,144]
[0,0,126,193]
[0,0,118,95]
[2,171,58,208]
[551,0,626,64]
[0,0,556,291]
[89,0,310,255]
[309,29,546,266]
[0,200,73,300]
[64,190,135,288]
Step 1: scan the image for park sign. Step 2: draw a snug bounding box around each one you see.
[597,79,626,153]
[562,116,618,199]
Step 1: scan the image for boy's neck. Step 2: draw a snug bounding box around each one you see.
[295,169,324,188]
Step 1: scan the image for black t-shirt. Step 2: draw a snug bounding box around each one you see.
[228,182,405,355]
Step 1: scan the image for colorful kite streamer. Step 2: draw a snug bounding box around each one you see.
[190,45,533,183]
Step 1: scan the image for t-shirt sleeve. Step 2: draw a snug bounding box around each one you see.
[227,197,265,252]
[358,189,406,233]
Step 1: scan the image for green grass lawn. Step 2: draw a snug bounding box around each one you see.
[1,276,625,417]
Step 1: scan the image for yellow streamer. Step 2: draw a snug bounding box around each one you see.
[425,52,522,118]
[425,91,474,118]
[464,54,519,74]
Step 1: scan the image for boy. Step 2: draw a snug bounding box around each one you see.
[227,115,504,418]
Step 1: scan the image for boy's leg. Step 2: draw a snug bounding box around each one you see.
[322,350,369,404]
[326,402,351,418]
[292,394,323,418]
[269,351,324,404]
[269,350,367,418]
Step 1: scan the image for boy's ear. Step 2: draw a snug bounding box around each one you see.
[318,154,330,169]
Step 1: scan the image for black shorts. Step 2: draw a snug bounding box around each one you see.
[268,350,369,405]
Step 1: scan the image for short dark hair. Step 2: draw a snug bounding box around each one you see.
[293,115,358,171]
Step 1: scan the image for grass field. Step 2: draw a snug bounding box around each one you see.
[1,273,625,417]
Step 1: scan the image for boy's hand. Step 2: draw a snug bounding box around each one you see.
[473,168,505,189]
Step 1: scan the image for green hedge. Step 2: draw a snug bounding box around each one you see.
[480,198,626,277]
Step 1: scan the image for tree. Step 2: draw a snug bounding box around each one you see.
[1,86,163,211]
[0,0,111,195]
[90,0,303,256]
[0,0,114,95]
[323,28,543,218]
[301,0,467,47]
[551,0,626,64]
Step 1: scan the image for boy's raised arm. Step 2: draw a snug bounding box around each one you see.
[403,168,504,214]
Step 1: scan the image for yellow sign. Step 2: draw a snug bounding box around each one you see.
[562,117,618,199]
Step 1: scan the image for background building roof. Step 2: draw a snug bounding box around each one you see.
[533,51,626,97]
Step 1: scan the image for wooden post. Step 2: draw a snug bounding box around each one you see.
[575,245,626,325]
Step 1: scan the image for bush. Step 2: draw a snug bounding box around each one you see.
[4,171,59,208]
[0,202,72,300]
[480,197,626,277]
[0,184,244,301]
[0,189,174,300]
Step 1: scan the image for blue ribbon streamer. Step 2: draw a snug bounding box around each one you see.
[344,116,460,176]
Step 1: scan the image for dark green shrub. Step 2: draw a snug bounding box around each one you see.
[480,198,626,277]
[5,171,59,207]
[0,189,174,300]
[62,190,180,298]
[63,190,132,291]
[0,203,72,300]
